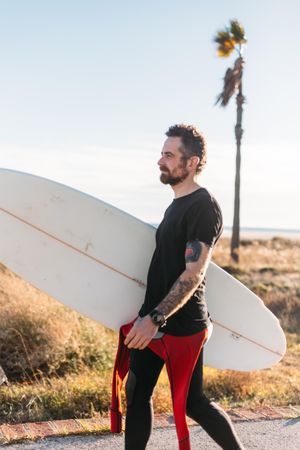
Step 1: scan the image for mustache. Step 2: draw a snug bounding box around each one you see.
[159,166,169,172]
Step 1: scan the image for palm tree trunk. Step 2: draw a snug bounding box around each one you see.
[231,80,245,263]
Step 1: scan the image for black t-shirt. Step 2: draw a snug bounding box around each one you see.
[139,188,223,336]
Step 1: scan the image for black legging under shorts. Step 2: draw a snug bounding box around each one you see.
[125,346,245,450]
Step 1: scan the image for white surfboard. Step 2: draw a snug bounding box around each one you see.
[0,169,286,371]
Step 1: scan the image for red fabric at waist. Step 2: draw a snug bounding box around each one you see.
[111,319,208,450]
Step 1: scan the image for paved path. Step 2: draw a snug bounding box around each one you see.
[1,407,300,449]
[4,418,300,449]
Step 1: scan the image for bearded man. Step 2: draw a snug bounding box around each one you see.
[112,124,244,450]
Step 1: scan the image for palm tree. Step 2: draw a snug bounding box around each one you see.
[213,20,247,263]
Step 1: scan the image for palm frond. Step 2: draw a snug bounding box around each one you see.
[214,30,232,45]
[230,19,247,44]
[214,31,236,58]
[217,48,232,58]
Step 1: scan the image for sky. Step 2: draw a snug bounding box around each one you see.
[0,0,299,230]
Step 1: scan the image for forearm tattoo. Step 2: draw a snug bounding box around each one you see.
[157,241,211,319]
[157,273,202,318]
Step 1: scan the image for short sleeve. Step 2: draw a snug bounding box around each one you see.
[185,197,223,247]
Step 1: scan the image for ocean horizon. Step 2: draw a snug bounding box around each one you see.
[151,224,300,240]
[222,226,300,239]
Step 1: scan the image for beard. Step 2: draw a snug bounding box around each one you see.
[159,163,189,186]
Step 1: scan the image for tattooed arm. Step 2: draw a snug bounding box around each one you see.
[156,240,212,318]
[124,240,212,349]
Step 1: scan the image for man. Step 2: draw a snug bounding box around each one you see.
[122,124,244,449]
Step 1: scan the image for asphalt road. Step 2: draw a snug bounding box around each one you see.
[5,418,300,449]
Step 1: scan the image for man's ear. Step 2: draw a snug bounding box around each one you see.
[189,155,200,171]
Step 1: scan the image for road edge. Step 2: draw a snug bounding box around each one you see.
[1,405,300,445]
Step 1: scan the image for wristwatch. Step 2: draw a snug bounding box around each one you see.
[149,309,167,327]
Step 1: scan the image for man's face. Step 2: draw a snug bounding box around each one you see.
[157,137,189,185]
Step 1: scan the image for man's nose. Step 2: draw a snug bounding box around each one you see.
[157,156,164,166]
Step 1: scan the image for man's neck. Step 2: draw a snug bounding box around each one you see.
[171,179,201,199]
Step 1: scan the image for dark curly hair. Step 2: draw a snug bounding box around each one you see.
[165,124,207,174]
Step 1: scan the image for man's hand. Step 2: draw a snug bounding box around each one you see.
[124,315,159,350]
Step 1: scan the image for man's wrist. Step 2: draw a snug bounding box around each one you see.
[149,309,167,327]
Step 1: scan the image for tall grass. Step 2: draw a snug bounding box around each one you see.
[213,237,300,333]
[0,265,116,381]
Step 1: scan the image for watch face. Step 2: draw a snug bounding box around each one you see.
[155,313,164,325]
[151,310,165,326]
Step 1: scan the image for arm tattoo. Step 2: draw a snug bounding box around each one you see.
[157,274,202,318]
[157,241,211,318]
[185,240,202,263]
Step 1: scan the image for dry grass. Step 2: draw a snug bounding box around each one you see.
[0,237,299,424]
[213,237,300,273]
[0,369,113,423]
[0,265,116,380]
[213,237,300,333]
